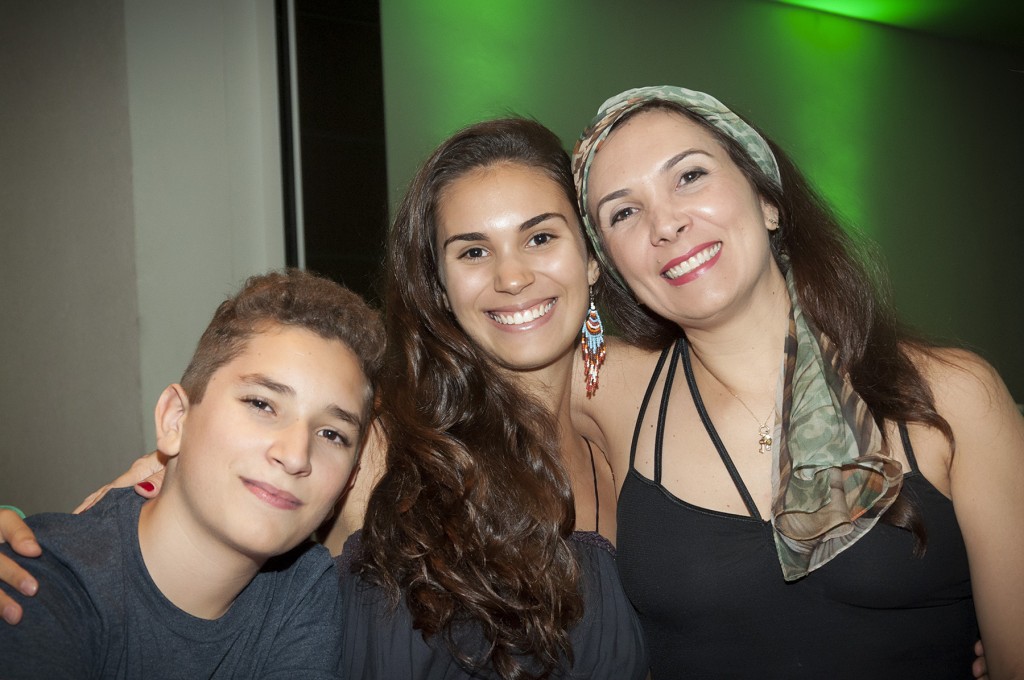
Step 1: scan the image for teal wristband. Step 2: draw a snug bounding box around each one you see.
[0,505,26,519]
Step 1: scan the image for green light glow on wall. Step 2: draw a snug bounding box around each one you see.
[771,0,945,26]
[387,1,573,141]
[385,0,889,237]
[766,7,881,237]
[382,0,577,204]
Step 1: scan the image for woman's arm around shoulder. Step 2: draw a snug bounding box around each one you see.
[1,451,167,625]
[921,347,1024,678]
[320,420,386,557]
[72,452,166,513]
[0,510,41,624]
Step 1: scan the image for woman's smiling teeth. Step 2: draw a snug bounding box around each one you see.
[663,242,722,279]
[489,299,556,326]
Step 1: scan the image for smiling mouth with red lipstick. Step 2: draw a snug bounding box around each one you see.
[242,478,303,510]
[660,242,722,286]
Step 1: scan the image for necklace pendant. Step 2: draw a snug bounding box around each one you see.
[758,425,773,455]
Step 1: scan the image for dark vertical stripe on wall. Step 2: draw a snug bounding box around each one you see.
[275,0,299,268]
[273,0,387,300]
[291,0,387,303]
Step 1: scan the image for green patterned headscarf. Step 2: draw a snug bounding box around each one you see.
[571,85,781,285]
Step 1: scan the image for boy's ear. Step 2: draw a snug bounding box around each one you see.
[154,384,189,458]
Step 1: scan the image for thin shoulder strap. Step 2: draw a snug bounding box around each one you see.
[584,438,599,534]
[653,340,685,484]
[680,337,762,519]
[897,421,919,472]
[629,341,675,471]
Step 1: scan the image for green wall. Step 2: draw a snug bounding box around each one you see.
[380,0,1024,399]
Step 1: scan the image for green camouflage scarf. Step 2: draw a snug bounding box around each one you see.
[773,272,903,580]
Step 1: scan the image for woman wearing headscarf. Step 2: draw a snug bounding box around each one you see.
[569,85,1023,678]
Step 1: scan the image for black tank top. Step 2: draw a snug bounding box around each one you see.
[617,338,978,678]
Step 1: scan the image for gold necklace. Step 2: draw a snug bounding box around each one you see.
[726,390,776,455]
[698,356,777,455]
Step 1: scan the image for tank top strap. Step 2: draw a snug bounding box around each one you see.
[629,340,675,476]
[679,337,762,520]
[652,341,686,485]
[584,437,600,534]
[629,336,762,519]
[897,421,919,472]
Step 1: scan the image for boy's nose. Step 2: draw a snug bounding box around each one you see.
[269,423,312,476]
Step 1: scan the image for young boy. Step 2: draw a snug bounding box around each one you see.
[0,269,384,678]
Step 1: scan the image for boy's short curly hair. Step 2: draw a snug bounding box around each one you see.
[180,269,384,418]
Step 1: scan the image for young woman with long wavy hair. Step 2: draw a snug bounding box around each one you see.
[341,117,646,679]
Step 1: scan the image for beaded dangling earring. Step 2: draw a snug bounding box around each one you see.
[581,288,606,398]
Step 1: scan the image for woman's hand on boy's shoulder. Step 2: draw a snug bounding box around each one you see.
[0,509,41,624]
[73,451,167,514]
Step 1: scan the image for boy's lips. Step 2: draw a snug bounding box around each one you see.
[242,478,302,510]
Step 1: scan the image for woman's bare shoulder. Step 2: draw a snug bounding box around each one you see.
[571,337,665,447]
[905,344,1023,470]
[575,337,663,402]
[906,350,1024,674]
[908,345,1016,417]
[603,336,665,369]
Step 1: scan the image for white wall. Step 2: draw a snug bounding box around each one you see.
[0,0,284,514]
[125,0,285,453]
[0,0,142,514]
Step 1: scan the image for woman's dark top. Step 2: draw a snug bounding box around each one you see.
[617,339,978,679]
[337,529,648,680]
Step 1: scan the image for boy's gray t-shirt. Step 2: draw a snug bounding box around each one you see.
[0,488,343,679]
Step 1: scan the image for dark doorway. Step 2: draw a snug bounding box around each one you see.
[277,0,387,303]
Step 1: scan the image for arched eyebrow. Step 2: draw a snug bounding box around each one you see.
[594,189,630,217]
[440,212,568,250]
[520,212,567,231]
[593,148,709,216]
[660,149,703,173]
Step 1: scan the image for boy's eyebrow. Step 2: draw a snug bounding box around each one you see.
[241,373,363,430]
[240,374,294,395]
[328,405,363,431]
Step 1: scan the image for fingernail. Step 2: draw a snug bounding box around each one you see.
[20,578,37,596]
[138,481,155,493]
[2,603,20,625]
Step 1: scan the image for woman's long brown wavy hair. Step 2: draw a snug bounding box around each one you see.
[587,102,953,548]
[359,118,584,679]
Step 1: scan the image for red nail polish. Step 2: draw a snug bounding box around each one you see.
[138,481,155,493]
